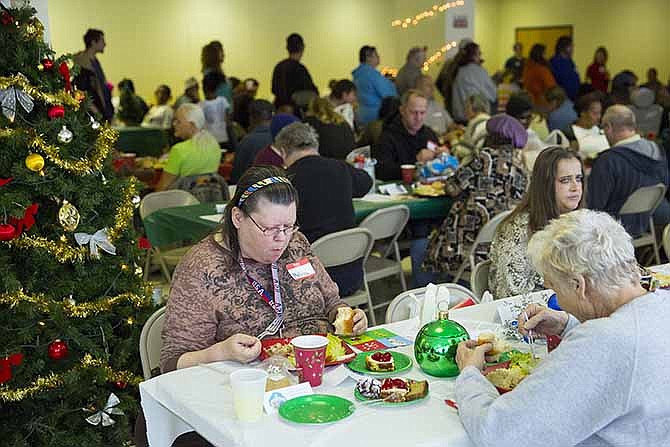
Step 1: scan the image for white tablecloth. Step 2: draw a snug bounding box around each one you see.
[140,317,491,447]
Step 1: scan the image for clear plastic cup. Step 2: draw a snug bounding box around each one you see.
[229,368,268,422]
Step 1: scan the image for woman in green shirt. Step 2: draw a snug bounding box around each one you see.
[155,103,222,191]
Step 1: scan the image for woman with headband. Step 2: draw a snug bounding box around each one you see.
[159,165,368,373]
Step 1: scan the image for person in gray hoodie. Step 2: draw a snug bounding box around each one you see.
[587,105,669,236]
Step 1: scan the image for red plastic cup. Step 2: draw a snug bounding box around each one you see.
[291,335,328,387]
[400,164,416,184]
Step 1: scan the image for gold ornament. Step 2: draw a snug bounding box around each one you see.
[25,153,44,173]
[58,200,80,232]
[23,18,45,39]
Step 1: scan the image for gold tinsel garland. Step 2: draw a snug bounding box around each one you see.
[0,74,81,109]
[4,179,139,263]
[0,288,151,318]
[107,177,139,242]
[0,354,143,403]
[0,126,117,176]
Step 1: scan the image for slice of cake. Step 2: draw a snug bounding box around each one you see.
[365,351,395,372]
[380,378,409,401]
[405,380,429,402]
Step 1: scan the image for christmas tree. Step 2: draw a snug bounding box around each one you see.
[0,4,154,446]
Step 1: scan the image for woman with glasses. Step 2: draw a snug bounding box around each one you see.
[488,146,584,299]
[277,122,372,297]
[159,165,368,374]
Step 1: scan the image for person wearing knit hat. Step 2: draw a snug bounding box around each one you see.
[423,113,528,274]
[486,113,529,148]
[173,76,201,110]
[252,113,300,167]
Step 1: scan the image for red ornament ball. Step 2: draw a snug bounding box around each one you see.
[42,59,54,70]
[0,224,16,241]
[48,339,68,360]
[114,380,127,390]
[0,11,14,26]
[47,105,65,119]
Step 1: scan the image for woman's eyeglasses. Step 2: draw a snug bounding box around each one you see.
[247,213,299,237]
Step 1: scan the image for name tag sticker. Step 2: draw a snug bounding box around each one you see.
[287,258,316,280]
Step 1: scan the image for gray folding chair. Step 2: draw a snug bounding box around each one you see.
[619,183,666,265]
[140,190,200,283]
[359,205,410,299]
[311,228,376,325]
[385,283,478,323]
[454,210,512,282]
[471,259,492,300]
[139,306,166,380]
[663,224,670,261]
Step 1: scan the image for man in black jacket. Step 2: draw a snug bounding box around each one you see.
[374,89,443,181]
[271,33,319,112]
[588,105,670,237]
[276,122,372,297]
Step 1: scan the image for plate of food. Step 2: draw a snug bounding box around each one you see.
[483,351,538,393]
[413,181,446,197]
[260,333,355,367]
[346,350,412,376]
[354,377,429,406]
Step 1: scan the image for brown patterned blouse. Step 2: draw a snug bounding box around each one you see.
[160,231,346,373]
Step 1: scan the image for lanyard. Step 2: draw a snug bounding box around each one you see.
[239,258,283,337]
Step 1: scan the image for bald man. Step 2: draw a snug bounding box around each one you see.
[587,105,670,237]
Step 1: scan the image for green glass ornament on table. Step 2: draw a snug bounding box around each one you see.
[414,310,470,377]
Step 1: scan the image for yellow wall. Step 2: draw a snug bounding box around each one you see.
[48,0,400,101]
[476,0,670,84]
[47,0,459,103]
[48,0,669,104]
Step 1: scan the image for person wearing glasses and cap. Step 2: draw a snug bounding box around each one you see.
[160,165,368,374]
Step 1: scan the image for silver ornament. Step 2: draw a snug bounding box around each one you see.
[131,195,141,206]
[66,295,76,306]
[57,125,73,144]
[90,115,101,130]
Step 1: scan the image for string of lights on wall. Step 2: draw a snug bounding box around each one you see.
[391,0,465,29]
[423,41,457,71]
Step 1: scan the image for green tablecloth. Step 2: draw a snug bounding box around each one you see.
[143,196,452,247]
[114,126,170,157]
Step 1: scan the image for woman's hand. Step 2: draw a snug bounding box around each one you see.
[517,303,569,338]
[456,340,492,371]
[208,333,261,364]
[352,308,368,335]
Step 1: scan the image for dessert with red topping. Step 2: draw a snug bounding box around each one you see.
[380,378,409,401]
[365,351,395,372]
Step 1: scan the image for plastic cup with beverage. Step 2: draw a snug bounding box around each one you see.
[291,335,328,387]
[400,164,416,184]
[229,368,268,422]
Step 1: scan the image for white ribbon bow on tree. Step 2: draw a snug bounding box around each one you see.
[74,228,116,258]
[0,80,35,122]
[83,393,124,427]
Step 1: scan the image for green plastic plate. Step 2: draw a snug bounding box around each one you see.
[346,351,412,376]
[353,379,429,407]
[278,394,355,424]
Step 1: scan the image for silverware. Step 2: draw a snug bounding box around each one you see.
[523,311,536,358]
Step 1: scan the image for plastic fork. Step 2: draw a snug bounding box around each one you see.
[523,311,536,358]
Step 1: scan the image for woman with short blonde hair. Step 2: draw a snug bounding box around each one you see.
[455,209,670,446]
